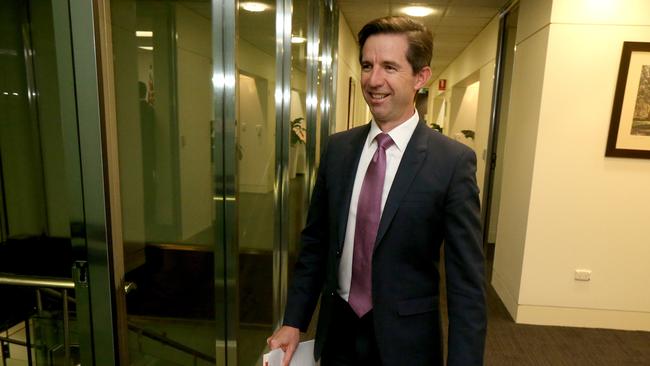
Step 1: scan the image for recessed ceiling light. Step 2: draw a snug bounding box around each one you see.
[401,6,436,17]
[138,46,154,51]
[240,2,270,12]
[136,31,153,37]
[291,36,306,44]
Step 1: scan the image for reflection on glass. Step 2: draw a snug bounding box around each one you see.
[237,0,277,364]
[0,0,83,364]
[111,0,216,364]
[288,0,309,289]
[316,2,326,165]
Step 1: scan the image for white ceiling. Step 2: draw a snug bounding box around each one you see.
[178,0,512,78]
[338,0,512,78]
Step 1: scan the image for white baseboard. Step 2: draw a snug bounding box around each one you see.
[516,304,650,332]
[491,271,650,332]
[491,268,520,320]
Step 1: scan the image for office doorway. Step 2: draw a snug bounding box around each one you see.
[481,4,519,266]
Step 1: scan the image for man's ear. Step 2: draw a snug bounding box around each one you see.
[414,66,432,90]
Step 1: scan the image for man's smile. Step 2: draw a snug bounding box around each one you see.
[368,92,389,100]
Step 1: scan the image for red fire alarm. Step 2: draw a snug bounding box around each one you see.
[438,79,447,91]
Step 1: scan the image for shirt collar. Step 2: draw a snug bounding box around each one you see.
[367,110,420,151]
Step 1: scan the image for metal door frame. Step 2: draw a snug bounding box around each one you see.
[68,0,120,364]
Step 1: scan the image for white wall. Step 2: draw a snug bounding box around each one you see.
[475,63,495,200]
[492,20,550,320]
[494,0,650,331]
[336,12,367,132]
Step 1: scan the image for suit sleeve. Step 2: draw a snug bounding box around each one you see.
[282,145,330,331]
[443,147,487,365]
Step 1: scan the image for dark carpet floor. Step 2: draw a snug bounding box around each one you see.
[482,283,650,365]
[456,245,650,365]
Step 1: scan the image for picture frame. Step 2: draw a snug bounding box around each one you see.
[606,42,650,158]
[346,76,356,130]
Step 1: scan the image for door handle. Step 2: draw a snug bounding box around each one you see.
[124,281,137,294]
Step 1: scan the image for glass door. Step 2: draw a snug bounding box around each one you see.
[108,0,338,364]
[109,0,220,364]
[0,0,115,364]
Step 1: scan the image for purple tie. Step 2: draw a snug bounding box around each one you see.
[349,133,394,317]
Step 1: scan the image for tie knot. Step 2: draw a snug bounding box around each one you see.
[375,133,394,150]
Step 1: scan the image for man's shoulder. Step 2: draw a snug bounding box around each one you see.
[328,123,370,145]
[418,123,472,153]
[333,123,369,138]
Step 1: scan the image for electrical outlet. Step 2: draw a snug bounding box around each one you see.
[575,269,591,281]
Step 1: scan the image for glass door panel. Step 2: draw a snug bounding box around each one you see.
[236,1,277,364]
[110,0,217,364]
[289,0,309,275]
[0,0,95,364]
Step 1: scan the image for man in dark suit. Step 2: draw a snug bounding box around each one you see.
[268,16,486,365]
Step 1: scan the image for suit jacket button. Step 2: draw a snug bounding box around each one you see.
[335,250,341,257]
[330,291,335,296]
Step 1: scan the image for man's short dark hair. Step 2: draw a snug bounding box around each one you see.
[358,16,433,73]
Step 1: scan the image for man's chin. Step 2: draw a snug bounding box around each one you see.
[369,105,388,117]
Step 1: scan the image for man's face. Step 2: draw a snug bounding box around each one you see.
[360,33,430,128]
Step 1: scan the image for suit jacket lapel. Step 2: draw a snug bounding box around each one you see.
[336,124,370,250]
[375,121,429,247]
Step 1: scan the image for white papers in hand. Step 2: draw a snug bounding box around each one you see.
[263,340,316,366]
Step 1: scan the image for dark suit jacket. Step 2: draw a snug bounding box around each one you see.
[283,121,487,365]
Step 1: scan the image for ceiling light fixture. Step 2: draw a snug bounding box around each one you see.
[401,6,436,17]
[291,36,306,44]
[138,46,154,51]
[240,2,270,12]
[136,31,153,38]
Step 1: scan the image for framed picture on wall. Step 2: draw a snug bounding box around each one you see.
[606,41,650,158]
[347,77,356,130]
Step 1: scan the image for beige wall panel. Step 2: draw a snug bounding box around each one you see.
[491,26,551,319]
[175,5,213,240]
[516,0,552,44]
[336,12,363,132]
[238,39,276,193]
[175,4,211,59]
[475,62,496,201]
[177,48,212,240]
[449,82,480,140]
[551,0,650,25]
[518,24,650,321]
[238,74,273,193]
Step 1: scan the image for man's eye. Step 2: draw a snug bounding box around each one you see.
[362,64,372,71]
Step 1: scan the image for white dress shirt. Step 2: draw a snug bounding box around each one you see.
[338,110,420,301]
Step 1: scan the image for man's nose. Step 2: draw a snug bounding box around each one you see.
[366,68,384,87]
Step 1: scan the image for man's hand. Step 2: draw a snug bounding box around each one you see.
[266,325,300,366]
